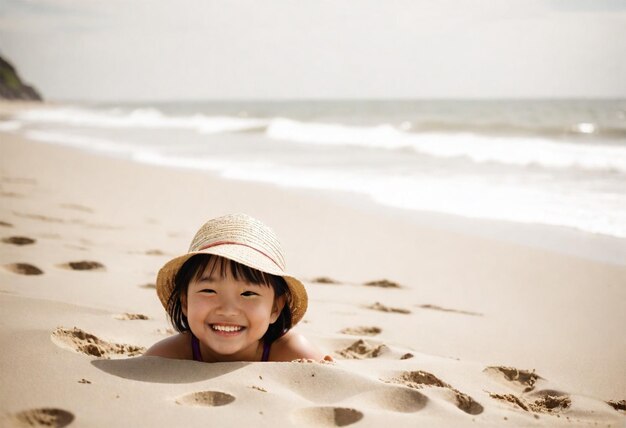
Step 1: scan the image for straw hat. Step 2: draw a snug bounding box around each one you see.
[156,213,308,326]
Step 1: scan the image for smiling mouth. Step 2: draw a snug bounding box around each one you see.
[210,324,245,333]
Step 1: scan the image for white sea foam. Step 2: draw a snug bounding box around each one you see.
[0,120,22,131]
[16,107,268,134]
[219,164,626,239]
[22,130,259,178]
[573,122,596,134]
[266,118,626,173]
[16,107,626,173]
[22,128,626,238]
[14,103,626,240]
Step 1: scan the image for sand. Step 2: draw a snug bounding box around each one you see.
[0,101,625,427]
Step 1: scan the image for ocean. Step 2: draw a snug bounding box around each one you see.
[2,99,626,241]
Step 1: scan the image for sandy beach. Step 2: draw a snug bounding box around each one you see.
[0,101,625,427]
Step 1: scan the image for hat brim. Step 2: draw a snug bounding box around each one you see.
[156,246,308,326]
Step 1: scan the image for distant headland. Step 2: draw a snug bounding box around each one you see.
[0,54,43,101]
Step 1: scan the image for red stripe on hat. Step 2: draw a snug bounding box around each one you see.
[197,241,283,270]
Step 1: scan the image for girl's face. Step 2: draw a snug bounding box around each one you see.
[182,257,285,361]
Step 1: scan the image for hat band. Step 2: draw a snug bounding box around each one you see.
[196,240,283,271]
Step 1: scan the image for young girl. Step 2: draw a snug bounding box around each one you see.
[145,213,326,362]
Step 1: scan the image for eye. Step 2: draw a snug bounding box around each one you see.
[199,288,216,294]
[241,291,259,297]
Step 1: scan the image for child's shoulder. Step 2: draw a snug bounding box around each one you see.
[269,330,324,362]
[143,332,192,360]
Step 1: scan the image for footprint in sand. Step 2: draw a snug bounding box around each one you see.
[607,400,626,412]
[528,390,572,413]
[363,279,402,288]
[51,327,145,358]
[366,302,411,314]
[291,407,363,427]
[175,391,236,407]
[489,389,571,414]
[114,313,149,321]
[7,408,74,428]
[2,236,36,246]
[339,326,381,336]
[337,339,387,359]
[311,277,341,284]
[360,386,428,413]
[483,366,542,392]
[140,283,156,289]
[386,370,484,415]
[3,263,44,275]
[488,393,530,411]
[58,261,105,271]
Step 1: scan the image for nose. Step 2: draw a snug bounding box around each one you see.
[215,296,240,317]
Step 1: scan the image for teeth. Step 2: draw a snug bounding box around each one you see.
[212,324,242,332]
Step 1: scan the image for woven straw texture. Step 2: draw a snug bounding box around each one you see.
[156,213,308,326]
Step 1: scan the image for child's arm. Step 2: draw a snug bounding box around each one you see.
[143,333,191,360]
[270,330,332,362]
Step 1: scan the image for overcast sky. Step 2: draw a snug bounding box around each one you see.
[1,0,625,101]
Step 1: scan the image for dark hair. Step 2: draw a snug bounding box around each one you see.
[167,254,293,344]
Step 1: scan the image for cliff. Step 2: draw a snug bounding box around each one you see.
[0,54,43,101]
